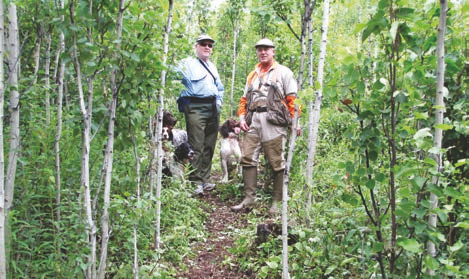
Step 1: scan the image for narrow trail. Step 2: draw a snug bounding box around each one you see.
[178,188,255,279]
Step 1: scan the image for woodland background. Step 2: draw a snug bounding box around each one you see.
[0,0,468,278]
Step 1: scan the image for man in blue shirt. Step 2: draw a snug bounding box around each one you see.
[176,34,224,195]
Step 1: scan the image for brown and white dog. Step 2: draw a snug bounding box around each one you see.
[162,126,188,148]
[161,111,188,147]
[163,142,195,179]
[219,119,242,183]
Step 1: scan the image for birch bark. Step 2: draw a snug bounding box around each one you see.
[230,21,238,118]
[70,1,97,277]
[130,129,141,278]
[3,4,20,277]
[97,0,125,277]
[306,0,330,213]
[55,0,65,226]
[5,2,19,216]
[282,107,300,279]
[427,0,447,275]
[0,1,6,276]
[154,0,174,250]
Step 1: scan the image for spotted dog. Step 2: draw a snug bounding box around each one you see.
[163,142,195,179]
[219,119,242,183]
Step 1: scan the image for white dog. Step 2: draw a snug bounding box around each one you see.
[219,119,242,183]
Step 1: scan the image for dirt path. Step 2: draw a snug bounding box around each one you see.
[178,189,255,279]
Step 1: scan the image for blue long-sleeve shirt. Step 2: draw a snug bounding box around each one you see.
[176,57,224,107]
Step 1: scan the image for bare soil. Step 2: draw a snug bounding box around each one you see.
[177,188,256,279]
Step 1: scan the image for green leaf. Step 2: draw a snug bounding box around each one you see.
[390,21,400,41]
[448,241,464,252]
[369,151,378,161]
[455,221,469,229]
[372,242,384,252]
[397,238,420,253]
[366,179,376,189]
[266,261,278,269]
[434,123,453,130]
[325,264,337,275]
[414,112,429,120]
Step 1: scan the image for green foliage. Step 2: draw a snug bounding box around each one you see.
[4,0,468,278]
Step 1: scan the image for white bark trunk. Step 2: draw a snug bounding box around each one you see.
[32,24,42,85]
[427,0,447,275]
[70,1,97,277]
[305,102,314,211]
[45,32,51,125]
[282,106,300,279]
[98,1,125,277]
[307,20,314,87]
[0,1,6,276]
[230,21,238,118]
[3,4,20,277]
[5,2,20,213]
[307,0,330,225]
[55,0,65,226]
[131,130,141,278]
[155,0,174,251]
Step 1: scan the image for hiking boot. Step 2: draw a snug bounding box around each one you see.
[193,184,204,196]
[203,182,216,191]
[231,167,257,212]
[268,170,284,215]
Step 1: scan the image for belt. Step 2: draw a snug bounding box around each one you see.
[250,106,268,112]
[189,97,215,104]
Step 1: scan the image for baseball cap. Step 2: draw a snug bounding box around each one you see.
[196,34,215,43]
[255,38,275,48]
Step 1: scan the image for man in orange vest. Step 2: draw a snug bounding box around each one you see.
[231,38,300,214]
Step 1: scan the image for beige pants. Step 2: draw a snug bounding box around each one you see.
[240,111,287,172]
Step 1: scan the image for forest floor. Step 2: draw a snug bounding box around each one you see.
[177,174,256,279]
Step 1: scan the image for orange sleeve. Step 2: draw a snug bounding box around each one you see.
[238,96,247,117]
[286,95,301,118]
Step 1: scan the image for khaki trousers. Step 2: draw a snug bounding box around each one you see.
[240,111,287,172]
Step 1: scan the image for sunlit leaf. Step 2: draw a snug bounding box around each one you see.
[397,238,420,253]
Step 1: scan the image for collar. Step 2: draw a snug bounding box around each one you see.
[255,61,278,74]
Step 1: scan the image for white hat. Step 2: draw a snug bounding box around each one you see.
[255,38,275,48]
[196,34,215,43]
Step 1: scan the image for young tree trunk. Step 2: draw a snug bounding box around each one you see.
[154,0,174,250]
[283,105,300,279]
[426,1,447,275]
[230,20,238,118]
[130,128,141,278]
[305,102,313,212]
[32,24,43,85]
[70,1,97,277]
[3,4,20,277]
[306,0,330,215]
[307,20,314,87]
[55,0,65,228]
[97,0,125,277]
[0,2,6,276]
[297,0,315,90]
[45,32,51,125]
[5,1,19,217]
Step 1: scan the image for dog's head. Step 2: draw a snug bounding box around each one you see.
[220,119,241,138]
[162,126,173,141]
[163,111,178,127]
[174,142,195,163]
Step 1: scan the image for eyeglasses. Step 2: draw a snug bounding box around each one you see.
[199,42,213,48]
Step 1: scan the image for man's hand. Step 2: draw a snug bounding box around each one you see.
[240,119,250,132]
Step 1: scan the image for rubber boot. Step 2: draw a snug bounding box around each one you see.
[268,170,284,215]
[231,167,257,212]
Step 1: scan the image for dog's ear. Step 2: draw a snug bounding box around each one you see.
[163,111,178,127]
[220,121,230,138]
